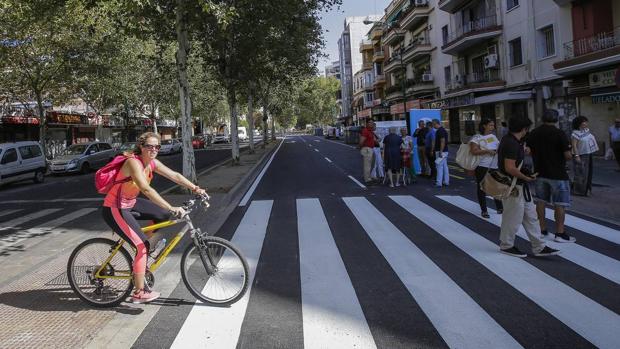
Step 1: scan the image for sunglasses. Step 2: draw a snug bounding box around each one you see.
[143,144,161,151]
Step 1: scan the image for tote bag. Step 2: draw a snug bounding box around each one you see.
[456,143,480,170]
[480,163,522,200]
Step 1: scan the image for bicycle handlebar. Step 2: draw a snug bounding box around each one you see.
[178,194,210,218]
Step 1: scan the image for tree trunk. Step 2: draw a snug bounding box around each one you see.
[262,100,269,149]
[152,105,159,135]
[271,112,276,141]
[228,90,240,164]
[123,100,130,143]
[35,91,47,159]
[175,0,197,184]
[247,86,255,154]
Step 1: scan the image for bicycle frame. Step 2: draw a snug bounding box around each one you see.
[94,215,197,279]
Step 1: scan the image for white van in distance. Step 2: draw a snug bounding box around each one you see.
[0,141,47,186]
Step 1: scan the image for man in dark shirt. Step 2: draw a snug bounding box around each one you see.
[526,110,575,243]
[497,115,559,257]
[413,120,428,176]
[433,119,450,187]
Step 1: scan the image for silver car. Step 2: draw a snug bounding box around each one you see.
[159,138,182,154]
[49,142,115,174]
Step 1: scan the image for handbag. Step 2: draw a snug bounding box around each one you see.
[456,143,480,170]
[480,162,522,200]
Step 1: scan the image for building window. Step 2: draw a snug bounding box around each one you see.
[442,25,449,45]
[507,0,518,10]
[365,92,374,103]
[509,37,523,67]
[444,66,451,84]
[538,25,555,58]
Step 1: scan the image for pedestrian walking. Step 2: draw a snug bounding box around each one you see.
[527,110,576,243]
[433,119,449,187]
[609,118,620,170]
[383,127,402,188]
[413,120,428,175]
[571,116,598,196]
[371,129,385,181]
[359,120,377,185]
[424,121,436,179]
[400,127,414,186]
[497,116,559,257]
[469,118,503,218]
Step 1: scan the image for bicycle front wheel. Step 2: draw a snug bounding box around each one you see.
[180,236,249,306]
[67,238,134,307]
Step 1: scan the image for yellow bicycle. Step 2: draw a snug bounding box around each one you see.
[66,195,249,307]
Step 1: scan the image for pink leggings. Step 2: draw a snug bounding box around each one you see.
[102,198,169,274]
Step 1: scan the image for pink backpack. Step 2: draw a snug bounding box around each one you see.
[95,155,154,194]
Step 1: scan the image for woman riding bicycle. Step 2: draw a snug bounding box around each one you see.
[102,132,206,303]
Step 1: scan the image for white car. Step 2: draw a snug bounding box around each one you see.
[159,139,182,154]
[0,141,47,186]
[238,127,248,142]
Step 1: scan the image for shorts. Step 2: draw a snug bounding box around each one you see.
[533,177,571,207]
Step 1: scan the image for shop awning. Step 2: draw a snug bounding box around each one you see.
[474,91,532,105]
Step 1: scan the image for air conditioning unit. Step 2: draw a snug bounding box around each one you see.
[415,0,429,5]
[484,54,499,69]
[422,73,434,82]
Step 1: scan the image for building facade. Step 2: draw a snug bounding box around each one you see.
[338,15,381,124]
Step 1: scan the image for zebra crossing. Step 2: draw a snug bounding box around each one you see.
[169,194,620,349]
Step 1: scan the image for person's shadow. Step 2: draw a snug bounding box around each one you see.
[0,287,143,315]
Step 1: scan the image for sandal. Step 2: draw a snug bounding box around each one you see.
[481,211,490,219]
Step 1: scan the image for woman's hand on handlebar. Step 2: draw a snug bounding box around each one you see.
[191,185,207,196]
[169,206,187,219]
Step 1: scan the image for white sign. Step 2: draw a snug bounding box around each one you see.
[374,120,407,145]
[589,69,617,88]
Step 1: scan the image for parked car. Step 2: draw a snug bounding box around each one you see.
[212,134,229,144]
[192,135,212,149]
[159,138,182,154]
[0,141,47,186]
[114,142,136,156]
[49,141,115,174]
[237,127,248,142]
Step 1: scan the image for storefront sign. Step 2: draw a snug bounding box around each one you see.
[156,119,177,127]
[445,93,474,108]
[592,92,620,104]
[371,106,390,115]
[390,100,424,115]
[46,112,85,124]
[0,116,40,125]
[423,99,447,109]
[589,69,617,88]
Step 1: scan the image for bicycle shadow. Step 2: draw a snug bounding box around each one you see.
[0,287,143,315]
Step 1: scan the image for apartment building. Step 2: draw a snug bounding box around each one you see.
[338,16,381,124]
[324,61,341,79]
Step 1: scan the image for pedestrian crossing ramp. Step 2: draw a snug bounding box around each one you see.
[169,194,620,349]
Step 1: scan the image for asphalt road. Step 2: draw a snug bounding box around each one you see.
[130,135,620,349]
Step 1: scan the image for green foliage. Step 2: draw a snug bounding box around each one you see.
[293,76,340,128]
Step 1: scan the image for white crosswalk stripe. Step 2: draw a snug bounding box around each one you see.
[544,207,620,245]
[169,195,620,349]
[391,195,620,349]
[171,200,273,349]
[0,209,21,219]
[0,208,62,231]
[297,198,376,349]
[438,195,620,285]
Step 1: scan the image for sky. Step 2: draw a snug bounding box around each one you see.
[317,0,391,75]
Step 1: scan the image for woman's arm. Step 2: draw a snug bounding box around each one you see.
[469,141,494,155]
[124,159,175,211]
[153,159,206,194]
[571,136,581,162]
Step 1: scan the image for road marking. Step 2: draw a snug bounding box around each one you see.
[0,209,21,219]
[543,208,620,245]
[171,200,273,348]
[297,199,376,349]
[450,174,465,180]
[0,198,102,204]
[297,136,307,143]
[313,149,319,152]
[391,195,620,349]
[323,138,356,149]
[0,209,62,231]
[348,175,366,189]
[438,195,620,285]
[0,208,98,249]
[313,140,320,143]
[343,197,521,349]
[324,157,332,163]
[239,138,285,207]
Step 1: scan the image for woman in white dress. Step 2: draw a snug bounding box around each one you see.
[469,119,503,218]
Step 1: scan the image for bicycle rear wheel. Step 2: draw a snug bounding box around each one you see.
[67,238,134,307]
[180,236,249,306]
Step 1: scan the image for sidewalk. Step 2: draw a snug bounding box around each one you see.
[0,141,280,349]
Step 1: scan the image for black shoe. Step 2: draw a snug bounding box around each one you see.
[500,246,527,258]
[496,209,503,214]
[541,230,549,237]
[481,211,490,219]
[554,233,576,243]
[534,246,560,257]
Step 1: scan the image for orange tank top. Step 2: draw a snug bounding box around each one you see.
[103,158,156,209]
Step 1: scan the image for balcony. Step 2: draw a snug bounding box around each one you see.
[438,0,471,14]
[442,15,502,55]
[374,74,386,87]
[402,31,433,63]
[362,62,373,71]
[373,50,385,62]
[359,40,373,53]
[554,26,620,76]
[385,84,404,101]
[445,70,505,95]
[400,3,432,30]
[383,56,402,73]
[370,27,384,42]
[383,24,405,46]
[406,76,436,95]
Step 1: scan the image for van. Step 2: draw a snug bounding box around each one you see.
[238,127,248,142]
[0,141,47,186]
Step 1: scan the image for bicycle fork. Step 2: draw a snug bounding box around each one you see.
[192,230,217,275]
